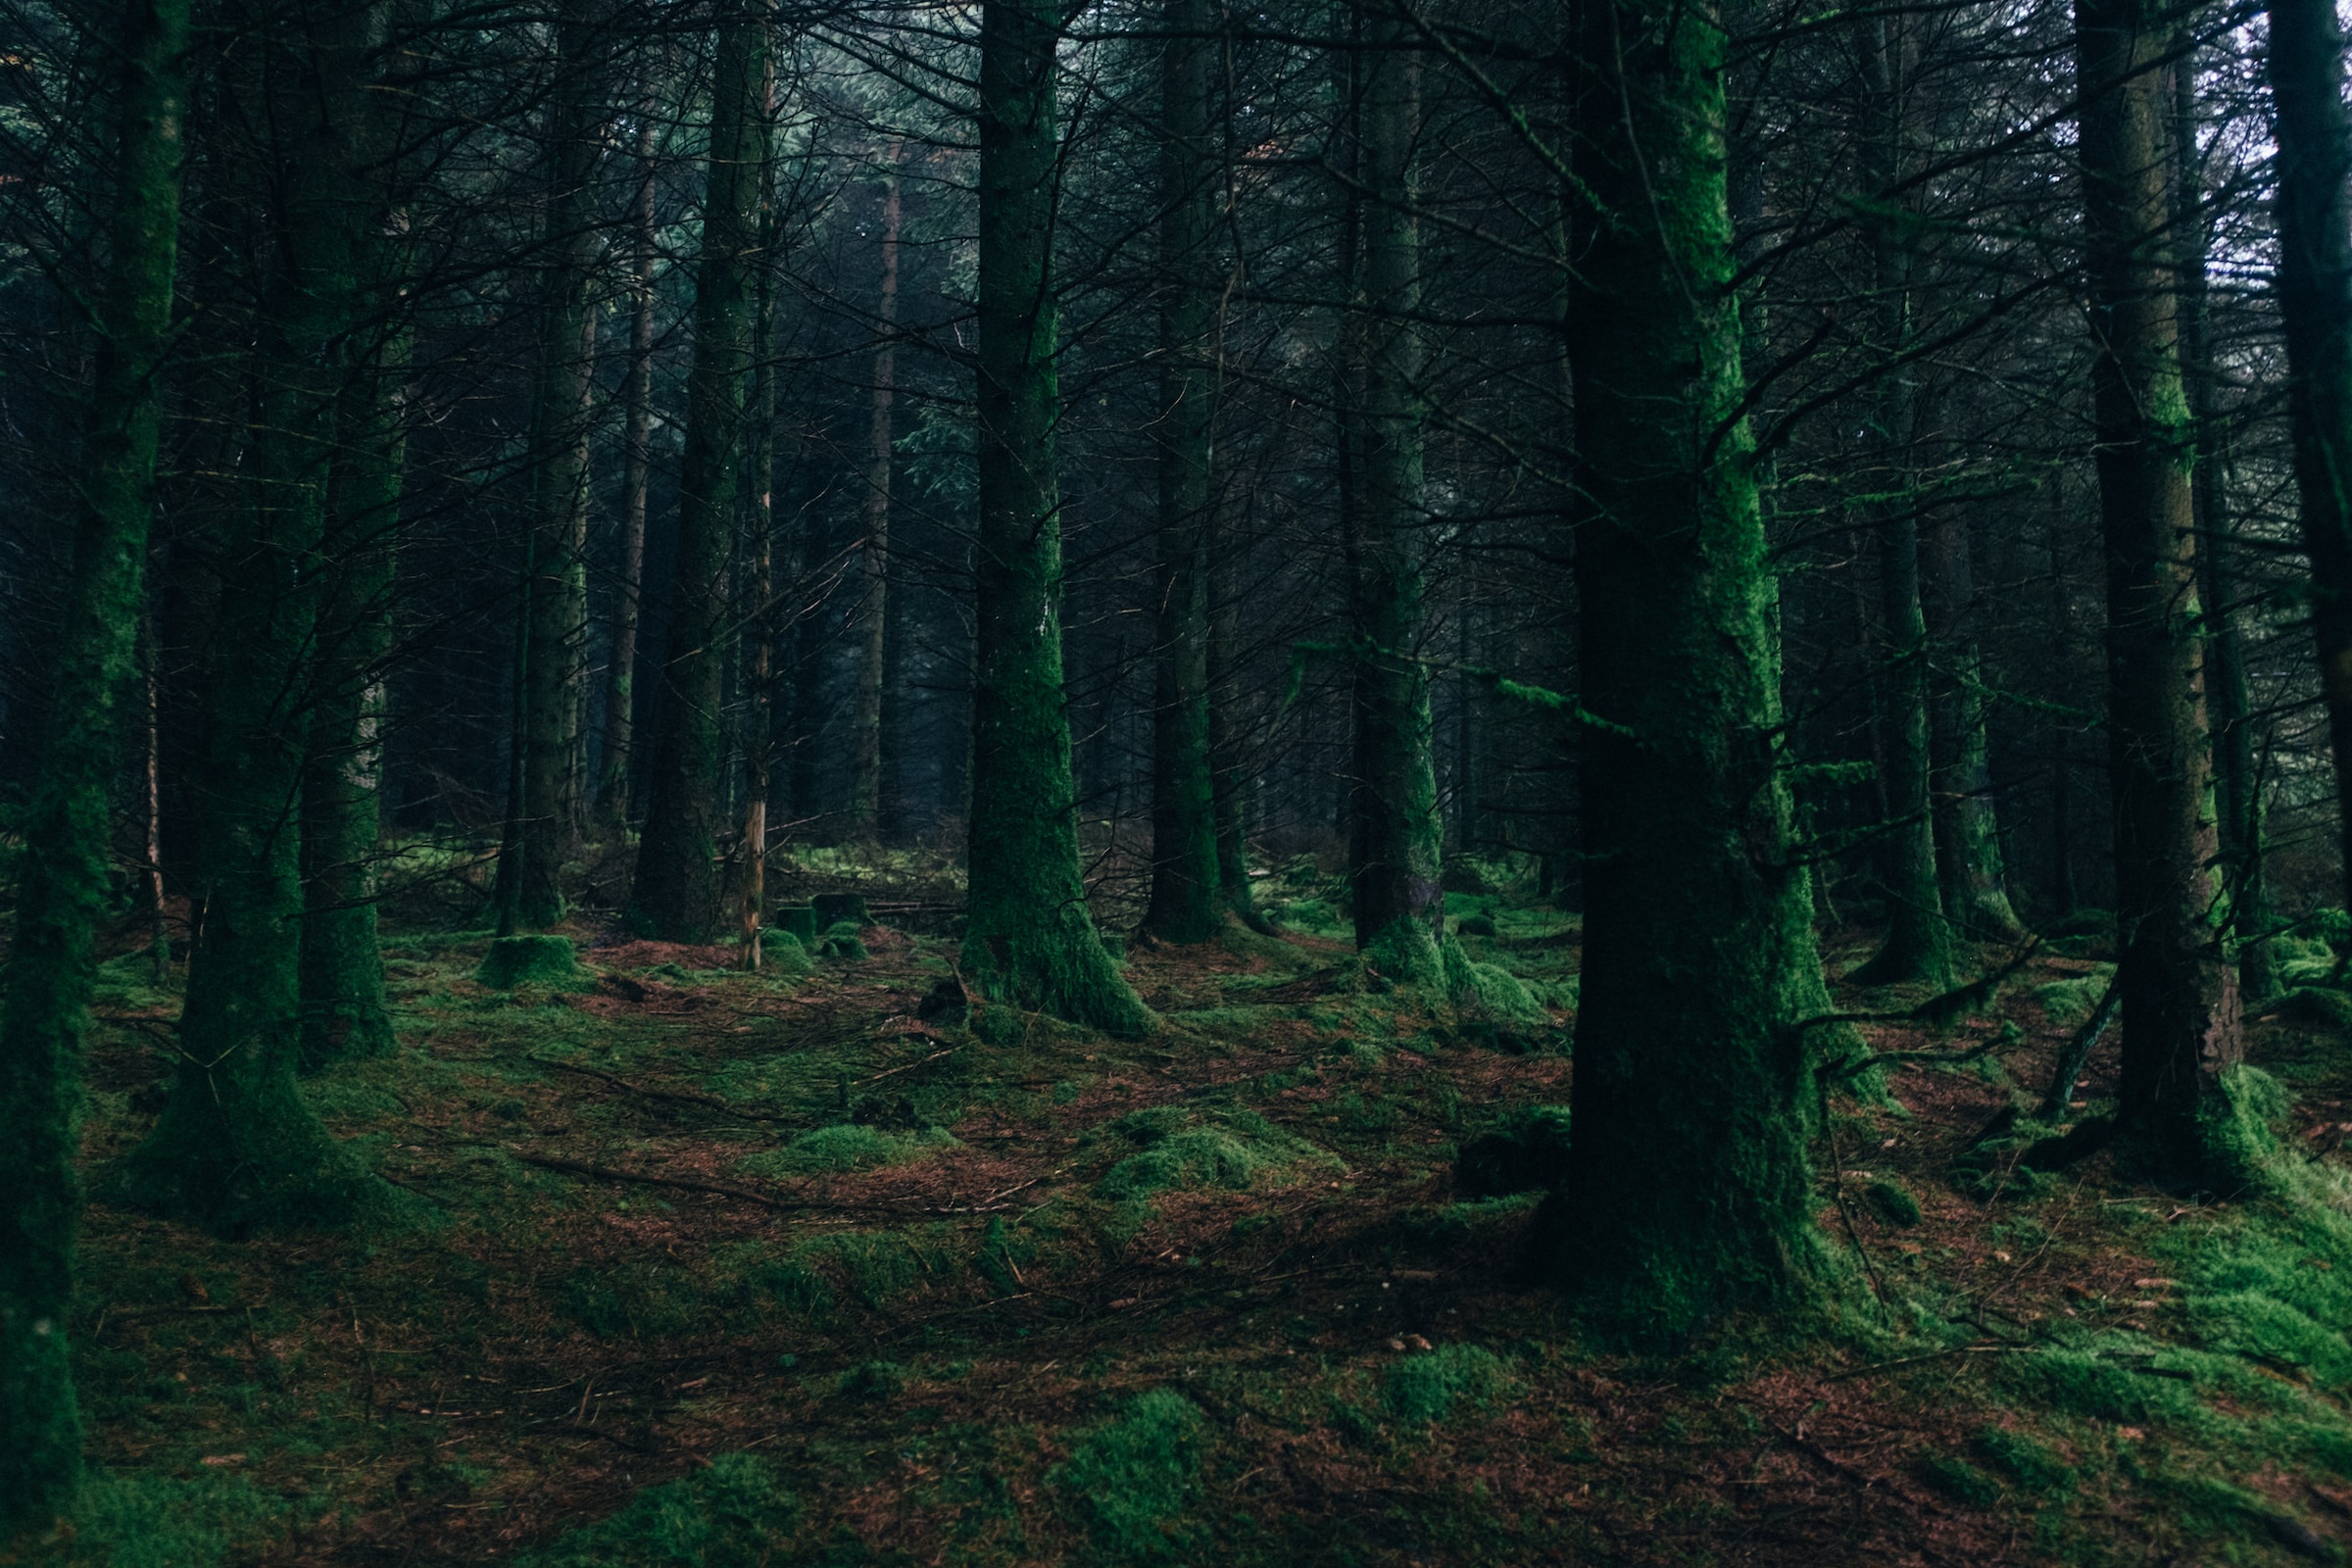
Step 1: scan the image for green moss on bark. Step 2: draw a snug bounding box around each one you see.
[476,935,583,990]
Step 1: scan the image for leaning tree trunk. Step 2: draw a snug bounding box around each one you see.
[1346,5,1443,972]
[2078,0,2239,1177]
[1141,0,1223,944]
[118,0,394,1233]
[599,83,662,831]
[1557,0,1836,1340]
[960,0,1149,1032]
[499,0,608,932]
[2269,0,2352,936]
[846,143,903,841]
[629,9,770,942]
[0,0,189,1526]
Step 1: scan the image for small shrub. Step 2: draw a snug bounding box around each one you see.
[1052,1389,1206,1561]
[1382,1344,1508,1423]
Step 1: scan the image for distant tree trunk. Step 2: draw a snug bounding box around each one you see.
[1921,512,2028,941]
[2268,0,2352,932]
[2181,44,2274,1002]
[499,3,608,931]
[2077,0,2240,1175]
[961,0,1149,1032]
[1347,7,1442,970]
[1208,523,1273,931]
[599,86,662,831]
[1850,13,1951,987]
[1142,0,1222,944]
[739,91,780,967]
[2045,497,2081,916]
[120,0,394,1231]
[1557,0,1835,1338]
[846,145,902,842]
[629,6,771,942]
[0,0,190,1523]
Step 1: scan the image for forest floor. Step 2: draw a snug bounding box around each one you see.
[40,855,2352,1566]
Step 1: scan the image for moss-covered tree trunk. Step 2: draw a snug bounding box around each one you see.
[118,0,394,1232]
[1849,14,1951,988]
[847,147,902,842]
[2178,49,2274,1003]
[498,0,608,932]
[2268,0,2352,935]
[0,0,189,1527]
[1921,513,2027,942]
[629,10,770,942]
[961,0,1149,1032]
[1142,0,1223,945]
[2078,0,2239,1176]
[1346,10,1442,970]
[599,86,662,832]
[1556,0,1835,1337]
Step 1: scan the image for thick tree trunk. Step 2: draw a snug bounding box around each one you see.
[499,3,608,931]
[629,9,771,941]
[1142,0,1222,944]
[2268,0,2352,934]
[1558,0,1835,1337]
[120,0,394,1232]
[846,146,902,842]
[2077,0,2240,1176]
[961,0,1149,1032]
[1346,9,1442,970]
[599,89,662,831]
[0,0,190,1523]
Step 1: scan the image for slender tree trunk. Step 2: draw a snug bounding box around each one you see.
[2046,497,2081,916]
[2268,0,2352,930]
[2077,0,2240,1176]
[120,0,395,1231]
[739,89,780,967]
[1208,516,1272,931]
[961,0,1149,1032]
[1922,512,2028,941]
[1557,0,1835,1338]
[1142,0,1222,943]
[1347,7,1442,971]
[629,6,771,941]
[0,0,190,1522]
[499,2,608,930]
[2180,44,2274,1002]
[599,87,662,831]
[1851,14,1951,987]
[847,145,902,842]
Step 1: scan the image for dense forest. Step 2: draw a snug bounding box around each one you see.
[16,0,2352,1557]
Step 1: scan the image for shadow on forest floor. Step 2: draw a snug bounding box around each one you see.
[38,859,2352,1566]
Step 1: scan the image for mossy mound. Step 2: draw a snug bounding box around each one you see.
[1382,1344,1509,1423]
[1051,1390,1205,1560]
[740,1123,956,1178]
[817,920,868,961]
[1864,1178,1922,1228]
[520,1452,798,1566]
[758,926,815,975]
[1455,1106,1572,1197]
[474,935,580,990]
[1093,1105,1338,1200]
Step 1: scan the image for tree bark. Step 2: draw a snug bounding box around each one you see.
[738,74,780,967]
[961,0,1150,1032]
[2077,0,2240,1176]
[1922,511,2028,941]
[847,144,903,842]
[0,0,190,1522]
[599,83,662,831]
[1142,0,1223,944]
[1557,0,1836,1338]
[629,6,771,941]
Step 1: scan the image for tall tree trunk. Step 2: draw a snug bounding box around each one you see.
[2181,42,2274,1002]
[738,83,780,967]
[629,6,771,941]
[847,144,902,842]
[1347,6,1442,971]
[499,1,608,931]
[1850,13,1952,987]
[1142,0,1222,943]
[1208,514,1273,931]
[0,0,190,1523]
[2268,0,2352,931]
[599,84,662,831]
[1557,0,1835,1337]
[119,0,395,1232]
[1922,512,2028,941]
[2077,0,2240,1176]
[961,0,1150,1032]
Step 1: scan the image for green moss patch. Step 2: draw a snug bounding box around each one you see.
[520,1453,799,1566]
[1051,1389,1205,1560]
[739,1123,957,1178]
[1382,1344,1509,1424]
[1093,1106,1337,1200]
[474,935,580,990]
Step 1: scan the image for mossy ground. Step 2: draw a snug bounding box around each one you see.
[32,868,2352,1564]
